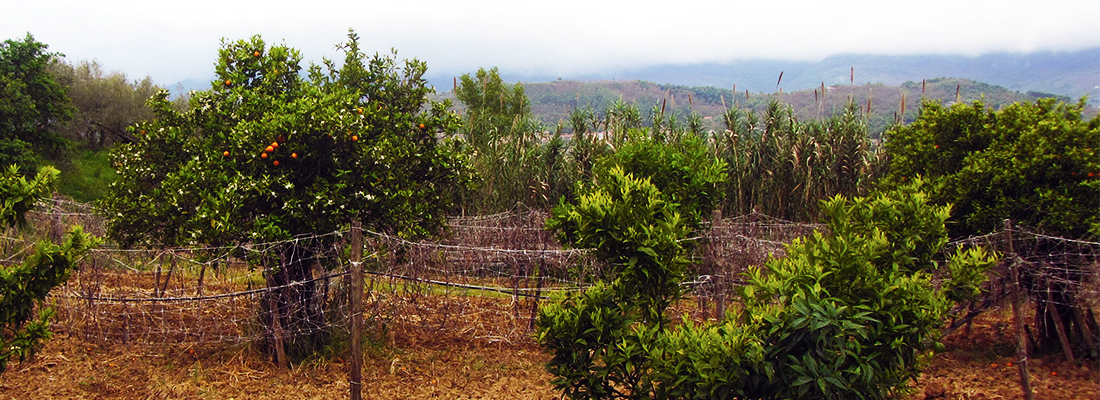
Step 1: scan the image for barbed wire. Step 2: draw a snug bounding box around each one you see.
[9,203,1097,352]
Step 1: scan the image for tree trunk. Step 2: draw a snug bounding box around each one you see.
[260,244,327,361]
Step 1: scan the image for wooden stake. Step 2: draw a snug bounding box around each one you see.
[1005,220,1034,400]
[350,221,364,400]
[264,267,287,369]
[1047,286,1076,363]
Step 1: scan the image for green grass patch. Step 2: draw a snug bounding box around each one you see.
[54,147,117,202]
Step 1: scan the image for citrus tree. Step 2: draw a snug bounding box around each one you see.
[99,31,466,357]
[539,178,995,400]
[1,165,96,375]
[880,98,1099,239]
[880,98,1100,356]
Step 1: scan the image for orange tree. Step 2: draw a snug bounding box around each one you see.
[99,32,466,357]
[880,98,1100,357]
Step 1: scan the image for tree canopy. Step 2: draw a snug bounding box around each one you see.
[100,31,467,248]
[0,34,73,173]
[881,98,1100,239]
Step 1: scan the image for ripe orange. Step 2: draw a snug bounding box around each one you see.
[265,145,274,153]
[261,152,268,159]
[357,108,364,114]
[419,123,426,129]
[291,153,298,159]
[273,160,279,166]
[225,80,231,86]
[223,151,229,157]
[253,51,261,58]
[351,135,359,141]
[271,141,279,149]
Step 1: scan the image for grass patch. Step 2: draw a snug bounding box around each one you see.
[54,147,117,202]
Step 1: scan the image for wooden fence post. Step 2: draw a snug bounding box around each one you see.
[264,266,288,369]
[350,221,363,400]
[1005,219,1033,400]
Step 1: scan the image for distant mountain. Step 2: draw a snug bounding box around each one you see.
[436,78,1097,136]
[429,47,1100,106]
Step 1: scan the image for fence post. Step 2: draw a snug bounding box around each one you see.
[50,193,63,244]
[1005,219,1033,400]
[350,221,363,400]
[264,265,288,369]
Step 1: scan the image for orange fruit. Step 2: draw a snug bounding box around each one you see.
[273,160,279,166]
[253,51,261,57]
[291,153,298,159]
[271,141,279,149]
[357,108,364,114]
[225,79,231,86]
[351,135,359,141]
[223,151,229,157]
[419,123,426,129]
[261,152,268,159]
[265,145,274,153]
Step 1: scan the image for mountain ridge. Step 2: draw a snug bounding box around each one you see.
[424,47,1099,106]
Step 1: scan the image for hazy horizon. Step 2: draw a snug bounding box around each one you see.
[5,0,1099,89]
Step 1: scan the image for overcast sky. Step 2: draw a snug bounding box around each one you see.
[4,0,1099,86]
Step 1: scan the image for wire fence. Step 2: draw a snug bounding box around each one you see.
[4,198,1097,357]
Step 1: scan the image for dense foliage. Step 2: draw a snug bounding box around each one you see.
[592,132,726,229]
[718,101,881,220]
[540,166,691,398]
[453,67,571,213]
[0,165,96,375]
[881,98,1100,239]
[538,180,996,399]
[0,34,73,173]
[100,32,465,248]
[49,60,161,150]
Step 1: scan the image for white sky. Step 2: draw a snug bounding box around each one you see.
[4,0,1099,85]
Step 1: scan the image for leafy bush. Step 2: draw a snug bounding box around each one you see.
[591,132,726,229]
[538,179,996,399]
[540,166,690,399]
[1,165,97,375]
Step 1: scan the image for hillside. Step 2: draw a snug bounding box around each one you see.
[438,77,1095,135]
[425,47,1099,108]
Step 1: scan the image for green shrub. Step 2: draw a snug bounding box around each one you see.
[591,132,726,229]
[538,179,996,399]
[1,165,97,375]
